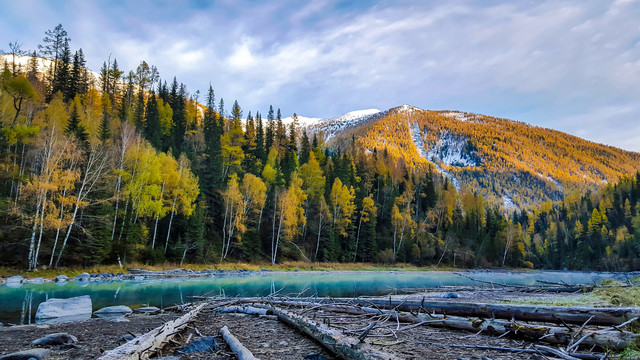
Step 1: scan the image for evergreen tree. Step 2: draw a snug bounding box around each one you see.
[255,111,265,164]
[265,105,275,153]
[144,92,162,149]
[300,129,311,165]
[65,103,89,150]
[53,39,71,101]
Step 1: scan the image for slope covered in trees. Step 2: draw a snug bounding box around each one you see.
[322,105,640,209]
[1,25,640,271]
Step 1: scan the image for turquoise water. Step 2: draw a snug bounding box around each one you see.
[0,270,631,324]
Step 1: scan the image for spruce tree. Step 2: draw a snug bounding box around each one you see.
[144,92,162,149]
[65,104,89,150]
[255,111,265,164]
[133,90,145,130]
[265,105,275,153]
[53,39,71,101]
[300,129,311,164]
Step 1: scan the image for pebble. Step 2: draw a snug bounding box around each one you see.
[278,340,289,346]
[441,292,459,299]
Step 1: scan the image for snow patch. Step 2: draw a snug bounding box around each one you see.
[503,195,516,210]
[425,132,482,167]
[409,121,460,190]
[538,173,563,191]
[310,108,383,141]
[282,115,322,127]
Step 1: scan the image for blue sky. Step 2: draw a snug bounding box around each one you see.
[2,0,640,151]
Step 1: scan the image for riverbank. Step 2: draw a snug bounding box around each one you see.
[0,261,464,280]
[2,291,638,360]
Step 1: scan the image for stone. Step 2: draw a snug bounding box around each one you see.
[117,334,136,343]
[0,348,50,360]
[35,295,92,323]
[175,336,219,354]
[94,305,132,316]
[305,354,329,360]
[55,274,69,282]
[6,276,23,284]
[74,272,90,281]
[155,357,181,360]
[32,332,78,346]
[278,340,288,346]
[26,277,44,284]
[257,342,270,348]
[441,292,459,299]
[134,306,161,314]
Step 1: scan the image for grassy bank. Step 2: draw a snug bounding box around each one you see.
[0,261,462,279]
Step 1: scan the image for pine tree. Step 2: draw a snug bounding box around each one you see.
[265,105,275,153]
[144,92,162,149]
[53,39,71,101]
[300,129,311,165]
[255,111,265,164]
[133,90,145,130]
[65,103,89,150]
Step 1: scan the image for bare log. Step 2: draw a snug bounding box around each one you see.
[262,305,400,360]
[242,300,639,350]
[265,298,640,326]
[98,303,205,360]
[220,326,260,360]
[410,341,603,360]
[215,306,271,316]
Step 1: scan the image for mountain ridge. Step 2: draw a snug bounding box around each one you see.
[296,104,640,209]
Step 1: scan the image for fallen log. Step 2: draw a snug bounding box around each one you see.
[254,297,640,326]
[240,300,639,350]
[215,305,271,316]
[98,302,205,360]
[408,341,604,360]
[220,326,260,360]
[261,305,400,360]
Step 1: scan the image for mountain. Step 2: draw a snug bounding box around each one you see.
[302,105,640,209]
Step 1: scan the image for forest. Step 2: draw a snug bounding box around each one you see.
[2,24,640,271]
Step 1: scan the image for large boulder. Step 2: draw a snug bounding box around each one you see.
[0,348,50,360]
[55,274,69,282]
[31,332,78,346]
[35,295,92,323]
[134,306,161,314]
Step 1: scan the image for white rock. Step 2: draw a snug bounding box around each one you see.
[35,295,92,321]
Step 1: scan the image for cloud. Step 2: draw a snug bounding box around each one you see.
[1,0,639,151]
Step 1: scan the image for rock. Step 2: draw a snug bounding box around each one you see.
[32,332,78,346]
[74,272,90,281]
[56,344,82,350]
[6,275,23,284]
[0,348,50,360]
[94,305,132,316]
[26,277,44,284]
[305,354,329,360]
[441,292,459,299]
[55,274,69,282]
[134,306,161,314]
[0,322,3,327]
[35,295,92,323]
[257,342,270,348]
[278,340,288,346]
[155,357,181,360]
[175,336,219,354]
[117,334,136,343]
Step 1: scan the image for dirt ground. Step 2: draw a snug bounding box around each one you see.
[0,292,606,360]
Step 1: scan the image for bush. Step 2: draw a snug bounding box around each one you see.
[376,249,395,264]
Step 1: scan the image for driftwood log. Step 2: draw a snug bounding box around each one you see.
[98,303,205,360]
[220,326,260,360]
[239,300,639,350]
[261,305,400,360]
[243,297,640,326]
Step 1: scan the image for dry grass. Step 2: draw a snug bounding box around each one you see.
[0,261,457,279]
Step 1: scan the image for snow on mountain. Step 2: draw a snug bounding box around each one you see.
[282,115,322,126]
[303,108,383,141]
[409,120,460,190]
[425,131,482,168]
[1,54,100,83]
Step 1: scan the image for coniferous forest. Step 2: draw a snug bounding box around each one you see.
[2,25,640,272]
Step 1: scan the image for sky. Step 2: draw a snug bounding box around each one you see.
[2,0,640,151]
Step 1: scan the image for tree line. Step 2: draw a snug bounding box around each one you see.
[1,24,640,270]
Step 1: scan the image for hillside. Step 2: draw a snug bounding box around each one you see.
[307,105,640,208]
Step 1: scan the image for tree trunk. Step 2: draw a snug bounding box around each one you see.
[220,326,260,360]
[27,198,42,271]
[164,195,177,254]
